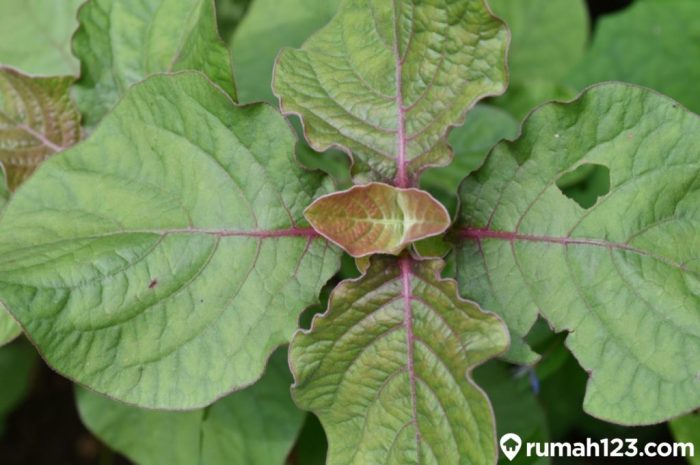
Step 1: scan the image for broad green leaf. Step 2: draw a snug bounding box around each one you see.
[454,83,700,424]
[77,348,304,465]
[305,183,450,257]
[0,68,81,190]
[670,413,700,465]
[487,0,588,84]
[231,0,341,103]
[0,340,37,435]
[215,0,253,42]
[73,0,237,127]
[0,166,7,211]
[486,0,586,120]
[0,302,20,347]
[491,80,578,121]
[291,255,508,465]
[293,414,328,465]
[273,0,508,185]
[0,0,83,76]
[475,362,549,465]
[0,169,20,345]
[0,72,340,409]
[420,104,519,214]
[567,0,700,114]
[230,0,350,188]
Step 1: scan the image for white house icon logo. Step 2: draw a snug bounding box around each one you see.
[500,433,523,461]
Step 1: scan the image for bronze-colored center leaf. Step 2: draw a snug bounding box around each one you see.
[304,182,450,257]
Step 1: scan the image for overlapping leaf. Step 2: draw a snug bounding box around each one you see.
[0,68,81,190]
[305,183,450,257]
[475,362,550,465]
[0,0,83,76]
[487,0,587,84]
[0,166,7,211]
[670,413,700,465]
[453,83,700,424]
[73,0,237,127]
[231,0,341,103]
[421,104,519,213]
[291,255,508,465]
[77,348,305,465]
[0,72,341,409]
[568,0,700,114]
[0,168,19,346]
[0,341,37,435]
[274,0,508,185]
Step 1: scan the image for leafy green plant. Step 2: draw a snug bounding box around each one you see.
[0,0,698,464]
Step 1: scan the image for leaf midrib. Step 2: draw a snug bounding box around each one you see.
[460,227,695,275]
[399,255,422,460]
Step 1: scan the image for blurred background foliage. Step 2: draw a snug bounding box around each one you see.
[0,0,698,464]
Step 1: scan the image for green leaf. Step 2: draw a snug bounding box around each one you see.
[77,348,304,465]
[491,80,578,121]
[0,166,7,211]
[305,183,450,257]
[0,302,21,348]
[273,0,508,185]
[453,83,700,424]
[567,0,700,114]
[475,362,550,465]
[670,412,700,465]
[231,0,341,103]
[215,0,253,42]
[0,0,83,76]
[487,0,588,84]
[420,104,519,213]
[73,0,237,127]
[486,0,587,120]
[0,72,340,409]
[291,255,508,465]
[0,67,81,191]
[0,340,37,435]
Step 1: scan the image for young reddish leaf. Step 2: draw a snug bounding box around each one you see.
[305,183,450,257]
[0,72,341,409]
[454,83,700,424]
[0,67,80,190]
[273,0,508,185]
[291,255,508,465]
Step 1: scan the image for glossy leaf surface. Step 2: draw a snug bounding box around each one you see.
[274,0,508,185]
[0,72,340,409]
[291,255,508,465]
[305,183,450,257]
[454,83,700,424]
[73,0,237,126]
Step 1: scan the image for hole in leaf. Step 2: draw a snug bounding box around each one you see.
[556,163,610,209]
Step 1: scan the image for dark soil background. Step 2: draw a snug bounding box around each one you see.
[0,1,688,465]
